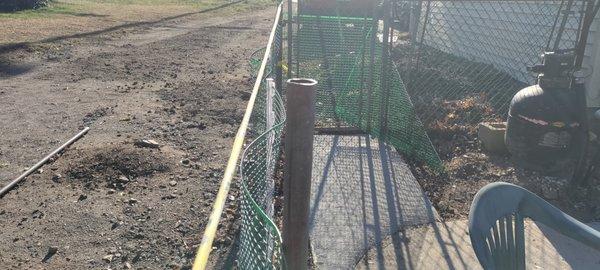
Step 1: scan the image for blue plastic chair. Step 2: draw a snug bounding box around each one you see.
[468,182,600,270]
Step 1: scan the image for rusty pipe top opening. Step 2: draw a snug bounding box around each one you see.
[287,78,318,87]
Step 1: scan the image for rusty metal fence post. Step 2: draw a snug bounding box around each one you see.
[283,78,317,270]
[287,0,294,78]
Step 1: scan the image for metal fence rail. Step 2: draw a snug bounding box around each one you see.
[193,3,284,269]
[237,5,286,268]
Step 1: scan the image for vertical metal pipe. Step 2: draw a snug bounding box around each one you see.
[296,0,302,76]
[316,15,340,126]
[366,5,380,133]
[283,78,317,270]
[276,20,284,93]
[409,0,422,44]
[410,0,431,91]
[545,0,566,51]
[287,0,294,77]
[379,0,392,139]
[571,0,598,185]
[357,16,370,127]
[553,0,575,51]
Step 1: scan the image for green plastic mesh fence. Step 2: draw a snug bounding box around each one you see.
[294,12,444,170]
[237,5,285,269]
[238,84,285,269]
[295,15,375,125]
[397,0,586,127]
[249,47,267,78]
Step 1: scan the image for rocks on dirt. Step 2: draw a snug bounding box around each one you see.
[186,122,206,130]
[117,175,130,184]
[110,220,120,230]
[168,262,183,269]
[134,139,161,149]
[102,254,114,263]
[0,7,275,269]
[42,246,59,263]
[31,210,44,219]
[51,173,62,183]
[161,193,177,200]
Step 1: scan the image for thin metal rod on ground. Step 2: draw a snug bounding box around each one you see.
[0,127,90,197]
[283,78,316,270]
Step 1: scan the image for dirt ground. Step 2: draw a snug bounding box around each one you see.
[0,0,263,45]
[0,2,275,269]
[408,95,600,222]
[388,41,600,223]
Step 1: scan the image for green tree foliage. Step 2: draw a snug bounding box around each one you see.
[0,0,52,12]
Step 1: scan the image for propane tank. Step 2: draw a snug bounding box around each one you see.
[505,52,582,174]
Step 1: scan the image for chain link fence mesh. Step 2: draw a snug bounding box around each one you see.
[294,2,444,170]
[238,86,285,269]
[290,0,586,171]
[233,0,590,267]
[397,0,586,128]
[237,4,285,269]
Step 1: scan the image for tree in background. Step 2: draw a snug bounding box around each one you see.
[0,0,52,12]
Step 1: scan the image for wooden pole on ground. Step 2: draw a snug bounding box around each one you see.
[283,78,316,270]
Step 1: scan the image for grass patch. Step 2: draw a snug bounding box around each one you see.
[0,0,232,19]
[0,0,277,45]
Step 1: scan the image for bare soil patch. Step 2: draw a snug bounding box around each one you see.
[65,145,171,190]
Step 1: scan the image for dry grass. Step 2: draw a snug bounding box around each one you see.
[0,0,272,45]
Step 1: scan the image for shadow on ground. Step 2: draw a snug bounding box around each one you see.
[0,59,34,77]
[0,0,243,54]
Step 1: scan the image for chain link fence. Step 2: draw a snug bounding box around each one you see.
[237,3,285,269]
[238,83,285,268]
[289,0,587,170]
[397,0,586,130]
[233,0,591,268]
[293,0,444,170]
